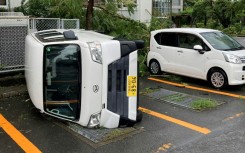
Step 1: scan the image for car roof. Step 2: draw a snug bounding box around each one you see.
[33,29,114,44]
[151,28,219,35]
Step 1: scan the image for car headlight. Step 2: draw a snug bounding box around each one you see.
[223,53,242,64]
[88,42,102,64]
[87,112,101,128]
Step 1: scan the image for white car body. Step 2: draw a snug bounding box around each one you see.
[25,29,142,128]
[147,28,245,88]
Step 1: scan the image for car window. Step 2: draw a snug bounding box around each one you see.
[154,32,178,47]
[179,33,210,51]
[201,32,244,51]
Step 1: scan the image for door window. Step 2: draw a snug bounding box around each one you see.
[179,33,210,51]
[154,32,178,47]
[43,44,81,120]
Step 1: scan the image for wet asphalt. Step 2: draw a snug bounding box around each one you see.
[0,37,245,153]
[0,76,245,153]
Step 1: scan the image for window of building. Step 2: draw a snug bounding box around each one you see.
[152,0,183,16]
[173,0,180,6]
[0,0,7,5]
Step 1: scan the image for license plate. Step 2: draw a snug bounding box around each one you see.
[127,76,137,97]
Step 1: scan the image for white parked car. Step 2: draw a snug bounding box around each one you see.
[147,28,245,89]
[25,29,143,128]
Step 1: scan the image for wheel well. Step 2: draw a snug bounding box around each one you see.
[149,59,160,68]
[149,58,157,64]
[207,67,228,81]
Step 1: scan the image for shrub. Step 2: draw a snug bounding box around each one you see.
[196,22,205,28]
[222,26,237,35]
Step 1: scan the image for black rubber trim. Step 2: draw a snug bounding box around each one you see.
[119,116,135,127]
[119,41,137,57]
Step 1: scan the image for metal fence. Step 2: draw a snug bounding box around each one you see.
[29,18,80,31]
[0,17,80,73]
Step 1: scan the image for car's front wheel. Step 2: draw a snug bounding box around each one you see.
[149,60,162,75]
[209,69,228,89]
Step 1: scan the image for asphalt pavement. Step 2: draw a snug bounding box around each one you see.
[1,36,245,152]
[0,74,245,153]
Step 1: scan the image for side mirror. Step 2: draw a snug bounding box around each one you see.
[194,45,205,54]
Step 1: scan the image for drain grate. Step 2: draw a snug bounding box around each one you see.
[147,89,224,110]
[56,121,144,148]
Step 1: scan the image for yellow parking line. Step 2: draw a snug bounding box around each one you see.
[0,114,42,153]
[148,77,245,99]
[139,107,211,135]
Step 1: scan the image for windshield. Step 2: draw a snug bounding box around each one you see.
[201,32,244,51]
[43,44,81,120]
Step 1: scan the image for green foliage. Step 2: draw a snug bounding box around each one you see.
[222,26,237,35]
[196,23,205,28]
[138,54,149,77]
[149,17,173,31]
[0,7,8,12]
[207,19,219,29]
[240,29,245,36]
[191,99,218,110]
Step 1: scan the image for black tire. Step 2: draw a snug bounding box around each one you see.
[208,69,228,89]
[149,60,162,75]
[136,110,143,123]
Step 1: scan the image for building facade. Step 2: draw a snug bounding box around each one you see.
[1,0,183,25]
[0,0,22,10]
[117,0,152,25]
[152,0,183,16]
[118,0,183,25]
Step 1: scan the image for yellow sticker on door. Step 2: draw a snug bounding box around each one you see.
[127,76,137,97]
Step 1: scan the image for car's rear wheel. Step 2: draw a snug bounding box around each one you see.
[209,69,228,89]
[149,60,162,75]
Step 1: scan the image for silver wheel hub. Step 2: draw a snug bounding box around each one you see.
[211,72,224,88]
[150,62,159,74]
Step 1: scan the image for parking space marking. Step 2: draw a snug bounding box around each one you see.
[223,112,245,122]
[0,114,42,153]
[148,77,245,99]
[139,107,211,135]
[154,143,172,153]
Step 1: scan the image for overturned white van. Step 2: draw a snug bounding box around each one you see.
[25,29,143,128]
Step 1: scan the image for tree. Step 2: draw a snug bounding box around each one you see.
[211,0,234,28]
[86,0,94,30]
[85,0,136,30]
[233,0,245,26]
[192,1,212,27]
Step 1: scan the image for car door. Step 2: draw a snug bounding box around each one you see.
[154,32,178,73]
[174,33,210,79]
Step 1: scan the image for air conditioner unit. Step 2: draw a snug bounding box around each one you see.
[0,12,29,72]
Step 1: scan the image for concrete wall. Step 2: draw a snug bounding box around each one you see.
[117,0,152,25]
[9,0,22,9]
